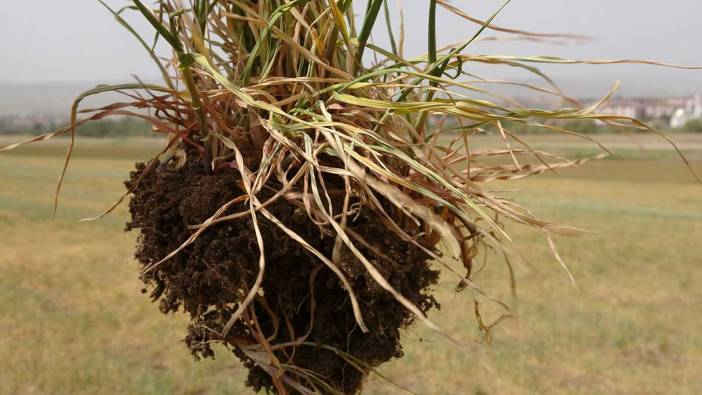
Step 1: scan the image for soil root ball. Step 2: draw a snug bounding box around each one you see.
[126,155,439,394]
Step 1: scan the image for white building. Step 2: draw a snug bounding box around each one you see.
[669,93,702,128]
[598,93,702,128]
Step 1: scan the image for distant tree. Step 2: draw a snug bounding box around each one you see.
[682,118,702,133]
[562,120,604,134]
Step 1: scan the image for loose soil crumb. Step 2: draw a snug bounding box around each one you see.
[125,152,439,394]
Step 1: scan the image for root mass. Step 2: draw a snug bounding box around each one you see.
[126,155,439,394]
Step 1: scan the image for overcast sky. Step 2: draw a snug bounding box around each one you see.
[2,0,702,97]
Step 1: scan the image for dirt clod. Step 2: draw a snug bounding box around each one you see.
[126,153,439,394]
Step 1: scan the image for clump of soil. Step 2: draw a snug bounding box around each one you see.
[125,151,439,394]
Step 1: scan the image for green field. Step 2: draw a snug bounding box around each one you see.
[1,135,700,394]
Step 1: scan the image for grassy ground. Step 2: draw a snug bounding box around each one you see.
[0,135,700,394]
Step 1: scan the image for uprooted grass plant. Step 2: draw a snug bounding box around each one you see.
[2,1,700,394]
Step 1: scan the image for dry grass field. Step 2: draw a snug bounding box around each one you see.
[1,134,700,394]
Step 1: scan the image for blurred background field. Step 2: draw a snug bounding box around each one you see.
[1,134,700,395]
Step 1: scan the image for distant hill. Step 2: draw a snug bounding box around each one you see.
[0,81,148,117]
[2,74,701,118]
